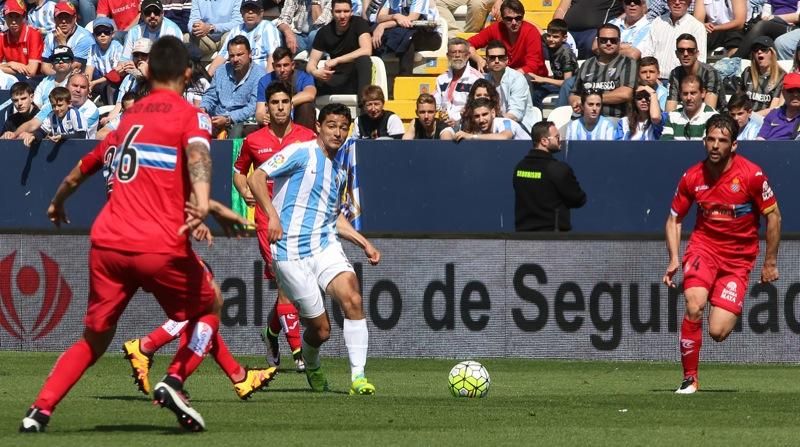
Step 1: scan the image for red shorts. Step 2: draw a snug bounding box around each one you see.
[257,228,276,280]
[682,244,754,316]
[86,247,216,332]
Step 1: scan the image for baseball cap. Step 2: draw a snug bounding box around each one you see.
[751,36,774,50]
[93,16,116,32]
[241,0,264,10]
[54,1,77,17]
[132,38,152,54]
[140,0,163,12]
[52,45,75,60]
[784,72,800,90]
[3,0,26,15]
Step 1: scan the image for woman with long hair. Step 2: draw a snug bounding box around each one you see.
[616,85,666,140]
[740,37,785,115]
[459,79,501,133]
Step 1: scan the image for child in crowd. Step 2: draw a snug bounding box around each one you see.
[638,56,668,109]
[566,90,616,140]
[26,0,56,34]
[86,16,125,104]
[2,81,39,136]
[727,92,763,140]
[528,19,577,109]
[23,86,89,146]
[352,85,405,139]
[403,93,447,140]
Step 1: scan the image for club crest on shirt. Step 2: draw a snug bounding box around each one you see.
[197,112,212,134]
[730,178,740,193]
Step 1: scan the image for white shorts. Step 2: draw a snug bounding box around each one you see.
[273,242,355,319]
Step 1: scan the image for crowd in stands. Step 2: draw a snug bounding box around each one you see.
[0,0,796,143]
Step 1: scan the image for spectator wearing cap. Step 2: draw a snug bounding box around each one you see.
[188,0,244,63]
[26,0,57,35]
[32,45,74,109]
[101,37,148,124]
[739,36,785,115]
[275,0,332,54]
[41,1,94,75]
[370,0,443,76]
[206,0,281,76]
[121,0,182,61]
[85,16,124,102]
[96,0,141,34]
[665,33,721,112]
[757,72,800,140]
[692,0,746,57]
[0,0,44,77]
[200,34,266,138]
[254,46,317,129]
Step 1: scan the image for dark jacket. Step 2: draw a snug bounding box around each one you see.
[513,149,587,231]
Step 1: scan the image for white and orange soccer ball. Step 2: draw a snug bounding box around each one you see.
[448,361,490,398]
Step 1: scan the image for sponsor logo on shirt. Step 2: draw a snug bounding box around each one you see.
[762,180,774,201]
[747,91,772,103]
[694,185,709,192]
[267,153,285,169]
[720,281,738,303]
[583,81,617,91]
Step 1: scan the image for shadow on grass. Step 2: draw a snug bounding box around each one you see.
[94,395,150,401]
[650,389,739,393]
[258,388,349,395]
[82,424,185,434]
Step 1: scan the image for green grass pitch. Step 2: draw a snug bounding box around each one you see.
[1,352,798,446]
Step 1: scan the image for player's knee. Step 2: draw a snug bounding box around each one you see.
[708,327,730,342]
[339,293,364,319]
[684,300,705,319]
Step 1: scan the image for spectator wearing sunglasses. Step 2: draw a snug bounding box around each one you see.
[467,0,546,77]
[32,45,74,109]
[41,1,94,75]
[640,0,706,79]
[666,33,721,112]
[96,0,141,34]
[120,0,182,61]
[566,89,616,140]
[661,74,716,140]
[692,0,746,57]
[605,0,651,59]
[85,16,124,102]
[0,0,43,77]
[483,40,535,133]
[739,36,785,115]
[567,23,636,119]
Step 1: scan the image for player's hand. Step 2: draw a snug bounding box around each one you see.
[192,222,214,246]
[242,187,256,207]
[47,202,69,227]
[704,22,715,34]
[179,201,210,236]
[285,33,298,53]
[1,131,14,139]
[662,259,680,288]
[209,205,250,238]
[760,261,779,283]
[364,243,381,265]
[266,219,283,243]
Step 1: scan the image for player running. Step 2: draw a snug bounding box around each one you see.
[20,36,221,433]
[232,81,317,372]
[663,114,781,394]
[247,103,381,395]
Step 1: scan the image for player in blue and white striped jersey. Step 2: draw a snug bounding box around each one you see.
[566,90,617,141]
[247,103,381,397]
[27,0,56,34]
[206,0,281,76]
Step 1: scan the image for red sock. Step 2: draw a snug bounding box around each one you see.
[278,303,302,353]
[267,300,282,336]
[210,331,244,383]
[141,320,186,353]
[33,338,99,412]
[167,314,219,382]
[680,316,703,379]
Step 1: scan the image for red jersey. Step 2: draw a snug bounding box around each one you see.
[90,88,212,255]
[0,23,44,65]
[670,154,778,258]
[233,123,316,230]
[80,132,119,196]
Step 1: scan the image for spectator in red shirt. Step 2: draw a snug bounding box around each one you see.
[0,0,44,77]
[467,0,546,76]
[96,0,141,33]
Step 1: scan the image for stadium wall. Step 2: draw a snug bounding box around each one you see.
[2,235,799,363]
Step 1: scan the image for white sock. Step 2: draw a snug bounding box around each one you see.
[343,318,368,381]
[302,338,321,370]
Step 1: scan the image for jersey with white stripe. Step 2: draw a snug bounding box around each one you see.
[43,25,94,61]
[87,40,124,76]
[28,1,56,34]
[218,20,282,70]
[121,18,183,61]
[257,139,345,261]
[566,116,617,141]
[36,98,99,138]
[490,117,531,140]
[32,75,67,108]
[40,106,88,136]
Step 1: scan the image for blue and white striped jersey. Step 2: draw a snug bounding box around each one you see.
[218,20,282,70]
[43,24,94,62]
[36,98,99,138]
[32,75,67,108]
[116,73,139,102]
[87,40,124,76]
[566,116,617,141]
[28,1,56,34]
[257,139,345,261]
[40,105,88,136]
[121,18,183,61]
[738,114,763,141]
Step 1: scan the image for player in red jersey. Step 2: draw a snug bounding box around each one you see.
[663,114,781,394]
[232,81,317,371]
[20,36,221,433]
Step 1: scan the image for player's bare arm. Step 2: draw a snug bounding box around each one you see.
[48,162,89,227]
[761,206,781,283]
[182,141,212,234]
[208,199,250,237]
[336,214,381,265]
[663,214,682,288]
[232,172,255,206]
[247,169,283,242]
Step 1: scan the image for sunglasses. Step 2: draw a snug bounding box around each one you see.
[635,93,651,101]
[143,8,162,16]
[94,28,113,36]
[598,37,619,45]
[502,15,523,23]
[676,47,697,54]
[752,46,771,54]
[487,54,507,61]
[624,0,642,5]
[53,57,72,64]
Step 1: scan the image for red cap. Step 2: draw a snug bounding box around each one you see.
[784,73,800,90]
[4,0,26,15]
[54,1,77,17]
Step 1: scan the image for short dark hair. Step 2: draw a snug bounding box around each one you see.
[639,56,660,70]
[265,80,292,102]
[706,113,739,140]
[361,84,385,103]
[318,102,352,125]
[727,92,753,112]
[470,97,496,112]
[546,19,568,35]
[10,81,33,97]
[486,40,506,54]
[272,46,293,63]
[597,23,621,38]
[228,34,251,53]
[581,89,603,105]
[676,33,697,47]
[680,73,704,91]
[48,86,71,103]
[532,121,554,142]
[149,36,189,83]
[500,0,524,15]
[331,0,352,10]
[416,93,436,107]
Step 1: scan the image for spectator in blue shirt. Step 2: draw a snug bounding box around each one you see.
[189,0,244,63]
[255,46,317,129]
[121,0,182,61]
[757,72,800,140]
[200,35,266,138]
[42,1,94,75]
[207,0,282,76]
[483,40,535,132]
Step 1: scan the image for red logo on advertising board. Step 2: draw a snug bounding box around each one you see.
[0,251,72,340]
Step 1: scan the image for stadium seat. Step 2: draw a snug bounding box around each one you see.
[525,13,549,30]
[531,106,543,126]
[778,59,793,73]
[417,17,448,60]
[547,105,573,138]
[384,99,417,120]
[522,0,558,11]
[394,76,437,100]
[413,55,450,75]
[456,32,476,40]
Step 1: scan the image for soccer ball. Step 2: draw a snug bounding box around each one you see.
[448,361,490,398]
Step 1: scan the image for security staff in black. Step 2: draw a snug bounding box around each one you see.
[513,121,587,231]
